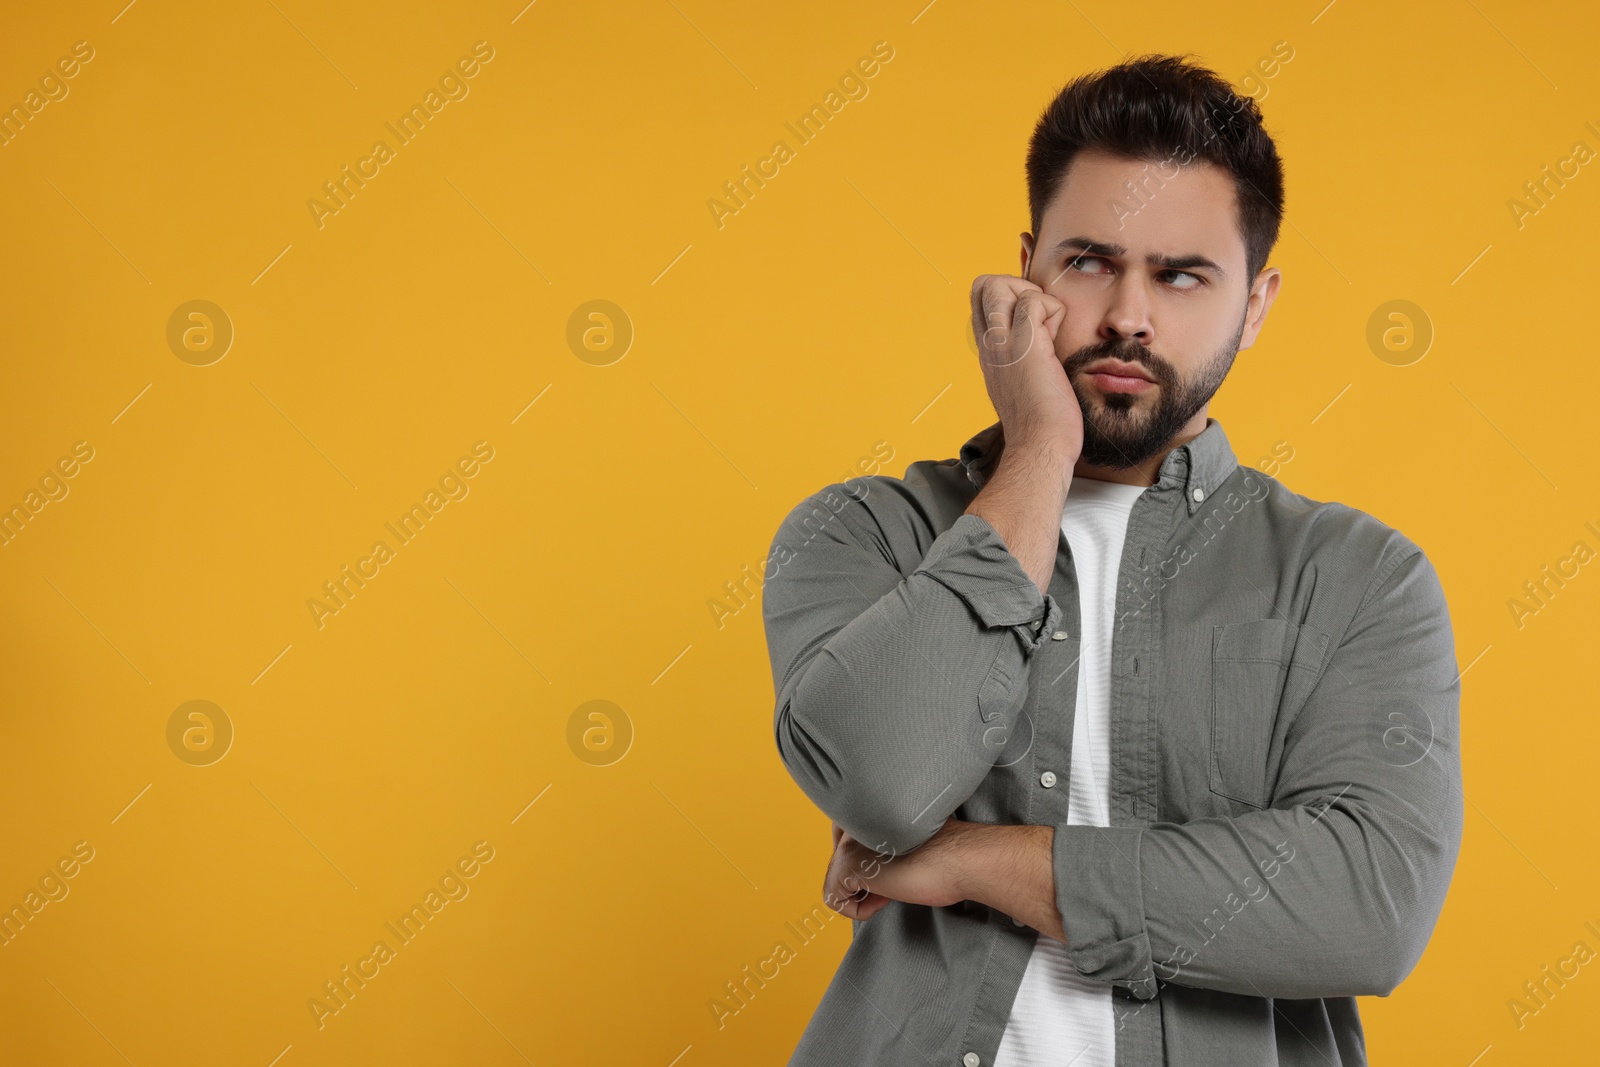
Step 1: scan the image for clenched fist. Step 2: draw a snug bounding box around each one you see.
[969,275,1084,475]
[822,820,970,921]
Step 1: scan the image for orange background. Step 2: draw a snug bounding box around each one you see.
[1,1,1596,1064]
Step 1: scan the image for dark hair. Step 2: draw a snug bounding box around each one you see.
[1026,53,1284,283]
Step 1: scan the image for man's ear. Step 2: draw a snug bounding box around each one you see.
[1020,232,1036,282]
[1238,267,1283,351]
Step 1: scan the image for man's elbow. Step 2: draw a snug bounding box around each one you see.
[1328,909,1438,997]
[830,786,944,858]
[781,743,942,856]
[773,688,978,856]
[773,720,942,856]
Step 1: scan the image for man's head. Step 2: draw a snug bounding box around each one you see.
[1019,54,1285,471]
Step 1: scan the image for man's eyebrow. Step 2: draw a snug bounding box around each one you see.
[1048,235,1227,279]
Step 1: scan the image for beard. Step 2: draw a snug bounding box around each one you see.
[1061,315,1246,470]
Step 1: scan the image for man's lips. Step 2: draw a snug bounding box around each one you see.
[1082,359,1156,394]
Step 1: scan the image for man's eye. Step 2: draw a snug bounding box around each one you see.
[1064,258,1204,289]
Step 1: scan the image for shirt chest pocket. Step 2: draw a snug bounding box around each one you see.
[1209,618,1330,808]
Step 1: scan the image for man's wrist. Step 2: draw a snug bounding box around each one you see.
[949,822,1016,902]
[991,439,1075,501]
[950,822,1064,939]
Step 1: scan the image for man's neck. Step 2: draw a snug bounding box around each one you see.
[1070,410,1210,488]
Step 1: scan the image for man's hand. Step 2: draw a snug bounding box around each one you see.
[823,818,1067,942]
[969,274,1083,476]
[965,275,1083,593]
[823,819,970,920]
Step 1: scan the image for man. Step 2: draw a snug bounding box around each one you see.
[760,53,1462,1067]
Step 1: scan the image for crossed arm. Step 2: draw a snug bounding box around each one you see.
[765,466,1463,999]
[823,817,1065,941]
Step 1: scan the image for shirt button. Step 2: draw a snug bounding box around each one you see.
[963,1055,981,1067]
[1051,631,1069,641]
[1040,771,1057,788]
[1192,487,1206,502]
[1012,916,1025,926]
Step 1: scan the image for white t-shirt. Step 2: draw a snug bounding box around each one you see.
[993,474,1147,1067]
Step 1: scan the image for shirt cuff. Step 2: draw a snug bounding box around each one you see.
[913,513,1062,653]
[1053,824,1159,999]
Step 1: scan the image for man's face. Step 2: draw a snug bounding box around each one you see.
[1021,148,1279,470]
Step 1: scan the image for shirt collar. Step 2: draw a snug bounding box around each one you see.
[957,416,1240,517]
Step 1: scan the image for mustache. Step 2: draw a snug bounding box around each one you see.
[1063,339,1168,379]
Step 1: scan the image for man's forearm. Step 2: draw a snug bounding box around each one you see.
[964,442,1070,596]
[950,821,1066,942]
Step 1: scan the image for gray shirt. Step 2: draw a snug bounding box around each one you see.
[760,416,1463,1067]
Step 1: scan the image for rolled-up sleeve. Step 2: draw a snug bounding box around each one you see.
[762,483,1063,856]
[1052,544,1463,1001]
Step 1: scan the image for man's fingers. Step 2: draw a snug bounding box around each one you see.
[970,278,1064,369]
[823,838,891,919]
[971,275,1042,360]
[1012,287,1063,334]
[853,895,891,921]
[824,886,890,919]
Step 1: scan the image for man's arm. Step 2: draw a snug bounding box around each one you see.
[763,279,1079,857]
[964,436,1070,594]
[830,544,1464,1002]
[763,459,1064,858]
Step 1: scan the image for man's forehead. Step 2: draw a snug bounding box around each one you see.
[1039,155,1244,270]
